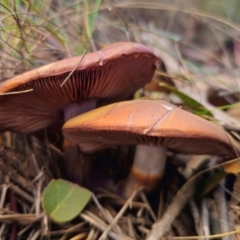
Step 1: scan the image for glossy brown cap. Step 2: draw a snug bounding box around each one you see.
[0,42,159,133]
[63,99,240,157]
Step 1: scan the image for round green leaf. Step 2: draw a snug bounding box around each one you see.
[42,179,92,223]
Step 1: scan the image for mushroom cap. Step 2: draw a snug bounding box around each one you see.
[63,99,239,157]
[0,42,159,133]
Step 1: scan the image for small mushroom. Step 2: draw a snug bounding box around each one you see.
[63,99,240,197]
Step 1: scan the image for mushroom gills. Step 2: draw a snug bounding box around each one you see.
[117,144,167,197]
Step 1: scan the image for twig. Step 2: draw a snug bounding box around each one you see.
[139,191,157,221]
[201,197,210,239]
[0,89,33,95]
[98,187,142,240]
[61,49,86,87]
[80,211,129,240]
[213,182,234,240]
[147,176,197,240]
[189,200,201,235]
[92,193,123,235]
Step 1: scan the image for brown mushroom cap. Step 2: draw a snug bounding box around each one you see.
[0,42,159,133]
[63,99,240,157]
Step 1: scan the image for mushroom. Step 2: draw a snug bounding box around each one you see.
[62,98,240,197]
[0,42,159,184]
[0,42,159,133]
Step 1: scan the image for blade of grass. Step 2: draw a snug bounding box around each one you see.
[84,0,102,39]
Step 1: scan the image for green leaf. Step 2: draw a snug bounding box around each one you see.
[194,168,227,199]
[160,83,213,117]
[195,159,240,199]
[42,179,92,223]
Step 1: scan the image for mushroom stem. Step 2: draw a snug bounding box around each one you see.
[118,145,167,197]
[63,100,117,190]
[63,139,115,190]
[62,99,97,184]
[63,99,97,122]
